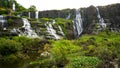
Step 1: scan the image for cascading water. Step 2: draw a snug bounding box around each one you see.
[73,9,83,38]
[52,20,64,36]
[96,7,106,28]
[46,21,60,40]
[28,12,30,19]
[58,25,64,36]
[12,2,15,11]
[22,18,38,38]
[0,15,7,30]
[66,13,71,20]
[10,28,17,33]
[52,20,56,24]
[35,11,39,19]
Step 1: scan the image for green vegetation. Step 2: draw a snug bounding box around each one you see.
[28,32,120,68]
[40,18,53,22]
[36,18,73,38]
[0,1,120,67]
[0,31,119,68]
[28,5,37,12]
[0,38,22,56]
[0,0,26,15]
[7,18,14,24]
[0,0,13,9]
[66,56,100,68]
[55,18,72,35]
[55,18,72,25]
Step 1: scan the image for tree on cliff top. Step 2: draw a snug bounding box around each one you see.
[28,5,37,12]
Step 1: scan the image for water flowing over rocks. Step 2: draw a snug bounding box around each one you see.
[0,3,120,39]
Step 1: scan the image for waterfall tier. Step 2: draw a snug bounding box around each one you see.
[0,15,7,30]
[12,3,15,11]
[96,7,106,28]
[66,13,71,20]
[28,12,31,19]
[46,21,60,40]
[73,9,83,38]
[36,11,39,19]
[58,25,64,36]
[22,18,38,38]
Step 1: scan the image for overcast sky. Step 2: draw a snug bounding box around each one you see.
[16,0,120,11]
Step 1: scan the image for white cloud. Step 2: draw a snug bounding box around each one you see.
[16,0,120,11]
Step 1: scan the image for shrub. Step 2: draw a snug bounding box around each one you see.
[66,56,100,68]
[7,18,14,24]
[30,40,82,67]
[49,40,81,67]
[22,16,28,18]
[0,8,9,15]
[50,40,81,57]
[0,54,17,64]
[12,36,33,46]
[0,38,22,56]
[40,18,53,22]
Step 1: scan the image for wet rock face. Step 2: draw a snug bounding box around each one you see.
[1,4,120,39]
[7,16,23,28]
[22,4,120,36]
[31,20,66,40]
[38,9,76,19]
[22,3,120,35]
[81,4,120,34]
[96,4,120,33]
[65,22,74,39]
[22,11,35,18]
[22,9,76,19]
[0,16,23,36]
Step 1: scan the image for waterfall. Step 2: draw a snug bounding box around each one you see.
[52,20,56,24]
[46,20,64,39]
[12,2,15,11]
[10,28,17,33]
[10,28,23,35]
[46,21,60,40]
[66,13,71,20]
[0,15,7,30]
[73,9,83,38]
[28,12,30,19]
[52,20,64,36]
[58,25,64,36]
[22,18,38,38]
[35,11,39,19]
[96,7,106,28]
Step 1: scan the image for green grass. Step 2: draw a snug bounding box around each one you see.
[0,32,120,68]
[66,56,100,68]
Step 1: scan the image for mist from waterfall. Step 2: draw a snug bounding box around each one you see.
[96,7,106,28]
[22,18,38,38]
[73,9,83,38]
